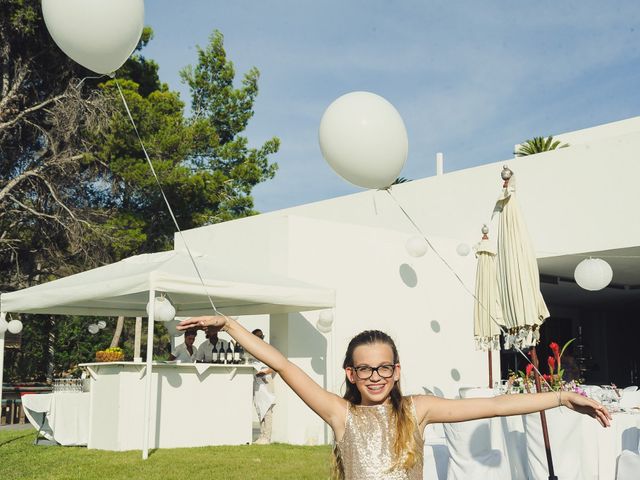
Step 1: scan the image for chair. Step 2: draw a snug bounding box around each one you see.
[444,418,511,479]
[423,424,449,480]
[620,391,640,411]
[616,450,640,480]
[523,407,585,480]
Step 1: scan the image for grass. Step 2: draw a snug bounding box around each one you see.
[0,429,332,480]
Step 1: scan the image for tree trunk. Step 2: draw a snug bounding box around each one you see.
[110,316,125,348]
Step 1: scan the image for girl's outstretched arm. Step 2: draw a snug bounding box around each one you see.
[177,316,348,431]
[414,391,611,427]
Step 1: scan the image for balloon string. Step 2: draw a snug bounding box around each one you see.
[384,188,553,391]
[114,79,221,317]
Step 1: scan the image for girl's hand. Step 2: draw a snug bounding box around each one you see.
[563,391,612,427]
[177,315,227,332]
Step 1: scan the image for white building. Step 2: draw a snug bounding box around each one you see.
[175,116,640,445]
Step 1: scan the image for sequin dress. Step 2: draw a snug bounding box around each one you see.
[336,400,424,480]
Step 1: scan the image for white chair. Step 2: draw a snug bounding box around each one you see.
[620,391,640,411]
[444,418,511,479]
[616,450,640,480]
[523,407,585,480]
[423,424,449,480]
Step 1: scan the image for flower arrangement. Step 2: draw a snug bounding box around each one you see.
[509,339,586,396]
[95,347,125,362]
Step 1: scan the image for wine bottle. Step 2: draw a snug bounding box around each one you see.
[218,342,225,364]
[236,343,245,364]
[233,341,241,364]
[226,342,233,364]
[211,342,218,364]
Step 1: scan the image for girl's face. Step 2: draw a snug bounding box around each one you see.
[346,342,399,406]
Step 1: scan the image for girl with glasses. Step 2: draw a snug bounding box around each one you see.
[178,317,610,480]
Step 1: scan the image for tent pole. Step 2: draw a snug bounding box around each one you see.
[134,316,142,362]
[0,312,6,416]
[142,290,155,460]
[488,350,493,388]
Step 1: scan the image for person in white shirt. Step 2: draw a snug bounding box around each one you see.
[196,326,228,363]
[252,328,276,444]
[169,328,198,362]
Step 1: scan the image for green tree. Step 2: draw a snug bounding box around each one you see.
[514,136,569,157]
[1,2,279,381]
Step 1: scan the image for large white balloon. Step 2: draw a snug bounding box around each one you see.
[42,0,144,75]
[319,91,408,189]
[574,258,613,291]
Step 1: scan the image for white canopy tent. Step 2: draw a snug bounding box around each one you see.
[0,249,335,458]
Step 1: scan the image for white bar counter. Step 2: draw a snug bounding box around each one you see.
[80,361,255,451]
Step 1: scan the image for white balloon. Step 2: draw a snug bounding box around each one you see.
[316,319,332,334]
[319,91,408,189]
[456,243,471,256]
[7,320,23,334]
[574,258,613,291]
[406,236,429,257]
[97,320,107,329]
[88,324,100,334]
[41,0,144,75]
[146,296,176,322]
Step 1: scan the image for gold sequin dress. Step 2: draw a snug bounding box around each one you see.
[336,401,424,480]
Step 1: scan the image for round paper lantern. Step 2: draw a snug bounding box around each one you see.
[42,0,144,75]
[97,320,107,329]
[316,319,332,334]
[318,310,334,329]
[7,320,23,334]
[406,236,429,257]
[456,243,471,256]
[574,258,613,291]
[319,91,408,189]
[88,324,100,334]
[0,319,8,334]
[146,296,176,322]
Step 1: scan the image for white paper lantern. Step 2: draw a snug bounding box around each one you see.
[456,243,471,256]
[88,324,100,334]
[97,320,107,329]
[318,310,334,329]
[146,296,176,322]
[316,319,332,334]
[0,319,9,334]
[574,258,613,291]
[405,236,429,257]
[7,320,23,334]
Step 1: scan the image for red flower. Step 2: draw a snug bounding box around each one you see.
[547,356,556,373]
[526,364,534,377]
[543,374,552,383]
[549,342,560,359]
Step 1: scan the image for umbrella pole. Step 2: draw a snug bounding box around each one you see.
[487,350,493,388]
[530,347,558,480]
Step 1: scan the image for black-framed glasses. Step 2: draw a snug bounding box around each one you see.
[351,364,396,380]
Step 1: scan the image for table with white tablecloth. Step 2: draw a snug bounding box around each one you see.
[22,392,90,446]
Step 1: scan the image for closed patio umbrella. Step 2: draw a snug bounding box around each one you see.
[494,166,555,480]
[473,225,502,388]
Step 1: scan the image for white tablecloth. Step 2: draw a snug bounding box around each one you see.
[22,392,90,446]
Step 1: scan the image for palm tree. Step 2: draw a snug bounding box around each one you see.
[514,136,569,157]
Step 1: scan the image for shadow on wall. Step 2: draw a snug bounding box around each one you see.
[286,312,327,378]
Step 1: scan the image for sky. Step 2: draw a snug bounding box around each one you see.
[143,0,640,213]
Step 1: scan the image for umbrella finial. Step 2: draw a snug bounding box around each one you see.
[501,165,513,187]
[481,224,489,240]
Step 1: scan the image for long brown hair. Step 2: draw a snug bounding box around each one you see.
[331,330,422,479]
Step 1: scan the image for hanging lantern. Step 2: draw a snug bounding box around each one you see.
[88,324,100,334]
[405,236,429,257]
[456,243,471,256]
[146,295,176,322]
[7,320,23,334]
[316,319,332,334]
[97,320,107,329]
[574,258,613,291]
[0,316,8,334]
[317,310,334,330]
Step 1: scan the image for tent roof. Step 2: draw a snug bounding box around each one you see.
[0,250,335,317]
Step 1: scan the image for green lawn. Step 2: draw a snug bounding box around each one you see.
[0,429,332,480]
